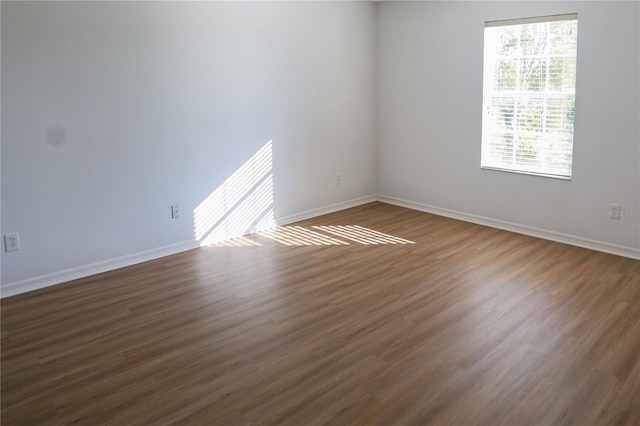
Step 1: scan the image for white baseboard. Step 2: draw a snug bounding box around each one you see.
[378,194,640,260]
[1,195,378,298]
[0,240,200,299]
[4,194,636,298]
[276,195,378,226]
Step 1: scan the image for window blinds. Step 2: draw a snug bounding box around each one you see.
[481,14,578,178]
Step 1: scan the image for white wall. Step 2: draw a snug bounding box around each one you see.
[3,1,638,294]
[377,1,640,251]
[1,1,377,286]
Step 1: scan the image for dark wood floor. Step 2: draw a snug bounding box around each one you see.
[2,202,639,425]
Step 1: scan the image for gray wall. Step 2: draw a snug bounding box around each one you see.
[2,1,639,292]
[377,1,639,249]
[1,1,377,285]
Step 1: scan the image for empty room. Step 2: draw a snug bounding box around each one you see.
[1,0,639,424]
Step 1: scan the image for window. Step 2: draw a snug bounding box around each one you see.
[481,14,578,179]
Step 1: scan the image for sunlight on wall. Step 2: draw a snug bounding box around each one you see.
[191,139,415,248]
[193,140,276,246]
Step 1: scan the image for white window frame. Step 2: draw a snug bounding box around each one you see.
[481,13,578,180]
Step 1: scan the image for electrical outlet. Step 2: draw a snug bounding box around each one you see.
[171,205,180,219]
[609,203,621,220]
[4,233,20,252]
[336,172,342,185]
